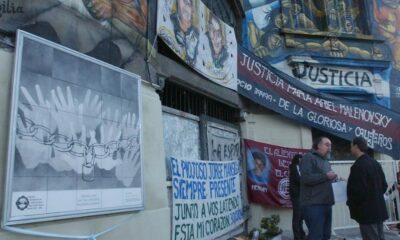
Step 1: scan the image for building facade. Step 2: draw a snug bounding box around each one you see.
[0,0,398,239]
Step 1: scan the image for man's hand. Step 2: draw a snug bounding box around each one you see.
[326,171,337,180]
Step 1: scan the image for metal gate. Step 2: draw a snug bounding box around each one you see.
[162,106,245,239]
[330,160,400,238]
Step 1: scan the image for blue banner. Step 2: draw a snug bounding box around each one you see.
[238,46,400,159]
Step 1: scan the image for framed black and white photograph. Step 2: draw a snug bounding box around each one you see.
[3,31,143,225]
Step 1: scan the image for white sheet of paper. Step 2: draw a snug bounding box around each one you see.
[332,181,347,203]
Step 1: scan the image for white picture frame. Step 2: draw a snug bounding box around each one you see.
[2,31,144,225]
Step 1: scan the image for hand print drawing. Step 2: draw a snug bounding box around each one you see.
[16,83,140,187]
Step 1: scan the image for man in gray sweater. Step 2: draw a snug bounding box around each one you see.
[299,137,337,240]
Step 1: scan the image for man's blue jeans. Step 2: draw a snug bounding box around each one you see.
[302,204,332,240]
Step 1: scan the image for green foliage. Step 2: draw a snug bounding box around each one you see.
[260,214,282,239]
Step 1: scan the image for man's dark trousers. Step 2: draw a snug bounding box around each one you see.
[303,204,332,240]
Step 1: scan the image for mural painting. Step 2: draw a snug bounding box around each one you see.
[372,0,400,111]
[0,0,157,79]
[242,0,394,110]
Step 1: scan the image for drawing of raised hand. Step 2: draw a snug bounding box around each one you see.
[115,138,141,187]
[96,119,123,171]
[49,86,99,174]
[121,112,139,139]
[51,85,76,115]
[81,89,102,118]
[102,107,120,123]
[16,85,51,168]
[115,112,141,186]
[51,86,102,135]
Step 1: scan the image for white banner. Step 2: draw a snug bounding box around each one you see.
[332,181,347,203]
[171,158,243,240]
[157,0,237,90]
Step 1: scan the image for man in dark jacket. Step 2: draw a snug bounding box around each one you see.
[347,137,388,240]
[289,154,306,240]
[299,137,337,240]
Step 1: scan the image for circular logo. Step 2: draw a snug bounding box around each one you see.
[278,178,290,200]
[16,196,29,210]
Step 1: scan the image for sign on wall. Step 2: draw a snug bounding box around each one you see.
[171,158,243,240]
[238,46,400,159]
[157,0,237,90]
[200,116,240,162]
[245,139,307,208]
[290,60,379,93]
[3,31,144,225]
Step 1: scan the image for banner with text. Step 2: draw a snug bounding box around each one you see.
[171,158,243,240]
[238,46,400,159]
[245,139,307,207]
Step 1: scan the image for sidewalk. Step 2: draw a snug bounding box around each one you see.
[280,228,400,240]
[332,227,400,240]
[232,230,294,240]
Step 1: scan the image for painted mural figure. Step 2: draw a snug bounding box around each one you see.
[246,1,285,59]
[328,0,362,34]
[373,0,400,69]
[206,14,228,69]
[81,0,150,59]
[288,2,318,30]
[248,23,284,58]
[322,37,348,57]
[338,0,353,32]
[325,0,340,31]
[170,0,199,64]
[84,0,148,35]
[285,0,326,30]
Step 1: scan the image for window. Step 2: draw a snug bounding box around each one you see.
[158,80,238,123]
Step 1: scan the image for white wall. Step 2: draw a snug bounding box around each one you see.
[240,106,313,232]
[0,48,171,240]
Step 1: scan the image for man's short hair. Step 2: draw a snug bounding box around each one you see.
[352,137,368,153]
[312,136,328,150]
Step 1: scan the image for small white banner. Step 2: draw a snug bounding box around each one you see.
[171,158,243,240]
[332,180,347,203]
